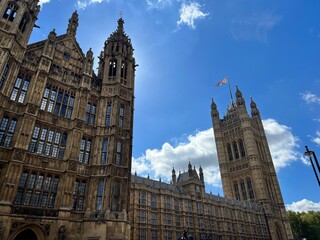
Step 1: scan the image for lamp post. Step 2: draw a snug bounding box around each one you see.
[304,146,320,187]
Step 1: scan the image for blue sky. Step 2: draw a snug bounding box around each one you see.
[35,0,320,211]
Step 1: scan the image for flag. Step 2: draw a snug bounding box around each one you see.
[215,76,228,87]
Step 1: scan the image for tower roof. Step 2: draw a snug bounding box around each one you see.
[106,18,132,46]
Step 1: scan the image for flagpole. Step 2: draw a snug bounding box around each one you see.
[226,76,234,104]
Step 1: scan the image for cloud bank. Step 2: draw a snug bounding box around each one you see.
[133,118,303,188]
[76,0,110,10]
[286,199,320,212]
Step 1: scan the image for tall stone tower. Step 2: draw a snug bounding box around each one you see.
[0,1,135,238]
[211,86,293,240]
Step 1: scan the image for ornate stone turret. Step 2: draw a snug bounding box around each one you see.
[172,167,176,185]
[199,165,204,182]
[250,96,260,117]
[67,11,78,36]
[84,48,94,76]
[235,85,245,107]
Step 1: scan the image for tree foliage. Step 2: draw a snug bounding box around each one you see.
[287,211,320,240]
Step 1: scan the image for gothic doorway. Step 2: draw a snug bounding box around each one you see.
[14,229,38,240]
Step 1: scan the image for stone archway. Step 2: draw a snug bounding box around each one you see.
[14,229,38,240]
[9,224,46,240]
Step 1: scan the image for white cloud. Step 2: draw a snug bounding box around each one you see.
[146,0,172,9]
[286,199,320,212]
[231,11,282,43]
[76,0,109,10]
[311,131,320,145]
[301,91,320,104]
[39,0,51,6]
[132,118,302,189]
[177,2,209,29]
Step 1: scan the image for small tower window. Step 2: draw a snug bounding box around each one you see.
[247,178,255,199]
[227,143,233,161]
[85,103,96,126]
[115,141,122,165]
[119,103,124,128]
[0,116,17,147]
[0,64,10,89]
[233,180,240,200]
[19,13,29,33]
[121,61,127,80]
[105,102,112,126]
[233,141,239,159]
[239,139,246,157]
[72,180,86,211]
[112,181,120,211]
[109,59,117,77]
[101,138,108,164]
[240,179,247,200]
[96,180,104,211]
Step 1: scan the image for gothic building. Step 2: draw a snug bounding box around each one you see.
[0,1,293,240]
[0,1,135,239]
[211,87,293,240]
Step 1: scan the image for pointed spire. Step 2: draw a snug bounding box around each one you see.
[188,161,192,171]
[211,98,219,119]
[117,18,124,33]
[235,85,245,107]
[250,96,260,117]
[67,11,79,36]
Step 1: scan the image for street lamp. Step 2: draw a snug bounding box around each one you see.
[304,146,320,187]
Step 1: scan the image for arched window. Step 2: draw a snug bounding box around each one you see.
[19,13,29,33]
[3,3,18,22]
[240,179,247,200]
[108,59,117,77]
[105,102,112,126]
[121,61,127,79]
[233,180,240,200]
[0,63,10,89]
[233,141,239,159]
[239,139,245,157]
[0,116,17,147]
[227,143,233,161]
[246,177,255,199]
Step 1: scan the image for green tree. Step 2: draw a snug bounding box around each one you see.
[288,211,320,240]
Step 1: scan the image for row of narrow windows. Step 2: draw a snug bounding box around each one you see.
[0,68,126,127]
[227,139,246,161]
[14,171,121,213]
[0,117,125,166]
[2,4,29,33]
[233,178,255,201]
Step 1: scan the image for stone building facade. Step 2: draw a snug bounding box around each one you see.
[0,1,135,239]
[211,87,293,240]
[0,1,292,240]
[130,163,270,240]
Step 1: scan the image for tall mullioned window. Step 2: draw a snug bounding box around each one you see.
[119,104,124,128]
[15,171,59,208]
[96,180,104,211]
[0,116,17,147]
[79,138,91,164]
[240,179,247,200]
[121,61,127,79]
[85,103,96,126]
[105,102,112,126]
[115,141,122,165]
[247,178,255,199]
[0,64,10,89]
[233,180,240,200]
[108,59,117,77]
[101,138,108,164]
[112,181,120,211]
[239,139,246,157]
[29,125,67,159]
[72,180,86,211]
[19,13,29,33]
[10,74,30,103]
[40,86,75,119]
[233,141,239,159]
[227,143,233,161]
